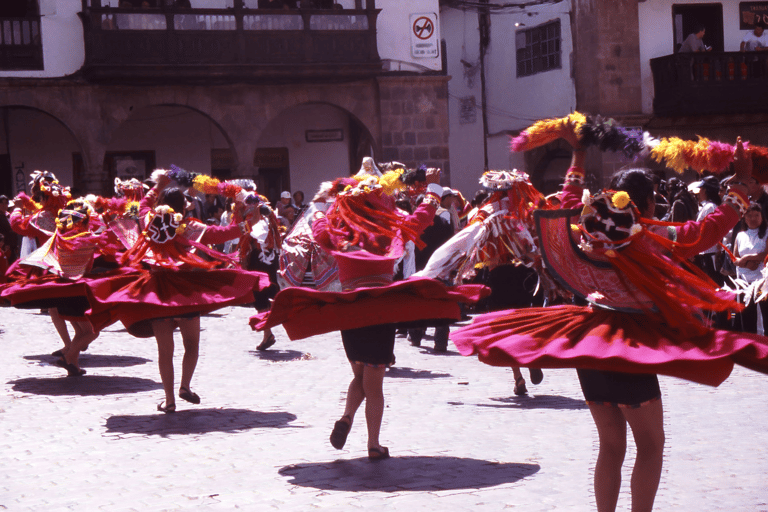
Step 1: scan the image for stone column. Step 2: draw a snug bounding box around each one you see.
[571,0,643,185]
[377,75,451,185]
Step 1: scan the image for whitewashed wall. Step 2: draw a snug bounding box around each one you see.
[638,0,749,114]
[256,103,351,198]
[376,0,442,72]
[442,1,575,196]
[0,1,85,78]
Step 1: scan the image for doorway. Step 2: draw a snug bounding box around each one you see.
[673,3,724,53]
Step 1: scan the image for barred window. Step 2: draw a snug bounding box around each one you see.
[516,19,561,78]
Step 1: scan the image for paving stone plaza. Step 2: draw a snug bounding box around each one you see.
[1,305,767,511]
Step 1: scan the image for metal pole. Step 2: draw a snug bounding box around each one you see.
[478,0,490,171]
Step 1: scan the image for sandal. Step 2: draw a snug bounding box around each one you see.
[368,446,390,461]
[51,349,65,358]
[513,376,527,396]
[529,368,543,385]
[179,386,201,404]
[330,415,351,449]
[256,333,276,351]
[157,401,176,414]
[55,359,86,377]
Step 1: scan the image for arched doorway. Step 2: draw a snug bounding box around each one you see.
[0,106,83,197]
[104,104,235,194]
[254,102,374,205]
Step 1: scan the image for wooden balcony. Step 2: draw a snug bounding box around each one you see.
[651,52,768,116]
[78,1,381,83]
[0,17,43,70]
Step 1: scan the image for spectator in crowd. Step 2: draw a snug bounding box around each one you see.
[679,24,710,53]
[0,233,8,281]
[733,202,768,333]
[663,177,698,222]
[279,204,297,232]
[407,193,455,352]
[0,195,18,263]
[276,190,293,217]
[184,191,206,221]
[730,174,768,251]
[741,20,768,51]
[439,188,461,234]
[690,175,723,284]
[652,175,669,219]
[293,190,307,214]
[204,193,225,223]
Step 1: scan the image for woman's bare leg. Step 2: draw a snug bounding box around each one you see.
[152,319,176,406]
[177,316,200,393]
[341,362,366,425]
[49,308,71,351]
[65,321,99,368]
[361,366,386,450]
[588,404,628,512]
[623,400,665,512]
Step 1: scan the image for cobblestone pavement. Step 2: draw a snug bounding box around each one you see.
[1,305,767,511]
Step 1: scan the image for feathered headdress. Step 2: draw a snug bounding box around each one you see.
[325,170,421,253]
[510,112,768,180]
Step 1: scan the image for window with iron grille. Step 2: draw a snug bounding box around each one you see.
[0,0,43,70]
[516,19,561,78]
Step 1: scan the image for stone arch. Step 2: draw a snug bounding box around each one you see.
[0,104,87,195]
[102,103,239,193]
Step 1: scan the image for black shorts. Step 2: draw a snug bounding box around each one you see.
[577,369,661,408]
[340,323,396,367]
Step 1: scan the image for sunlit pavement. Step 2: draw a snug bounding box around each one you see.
[1,305,766,511]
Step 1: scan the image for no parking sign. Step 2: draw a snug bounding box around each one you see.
[410,13,439,58]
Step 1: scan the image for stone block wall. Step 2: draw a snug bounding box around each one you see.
[377,75,451,185]
[572,0,642,116]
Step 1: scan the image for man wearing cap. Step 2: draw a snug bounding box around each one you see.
[0,195,18,263]
[276,190,293,218]
[408,190,456,352]
[440,188,463,234]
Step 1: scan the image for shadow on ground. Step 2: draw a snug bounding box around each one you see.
[105,408,298,437]
[279,456,539,491]
[24,354,151,368]
[249,349,313,362]
[10,375,161,396]
[479,394,588,410]
[386,367,452,379]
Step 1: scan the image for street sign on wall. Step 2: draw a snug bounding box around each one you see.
[410,13,439,58]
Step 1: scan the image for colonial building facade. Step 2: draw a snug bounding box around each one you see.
[0,0,450,205]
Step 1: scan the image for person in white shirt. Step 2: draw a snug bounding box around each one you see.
[733,202,768,333]
[741,21,768,52]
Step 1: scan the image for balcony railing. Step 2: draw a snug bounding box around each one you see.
[0,17,43,70]
[78,2,381,83]
[651,52,768,116]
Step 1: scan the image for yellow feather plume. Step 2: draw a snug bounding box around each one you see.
[512,112,587,152]
[193,174,221,195]
[650,137,689,173]
[378,169,406,196]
